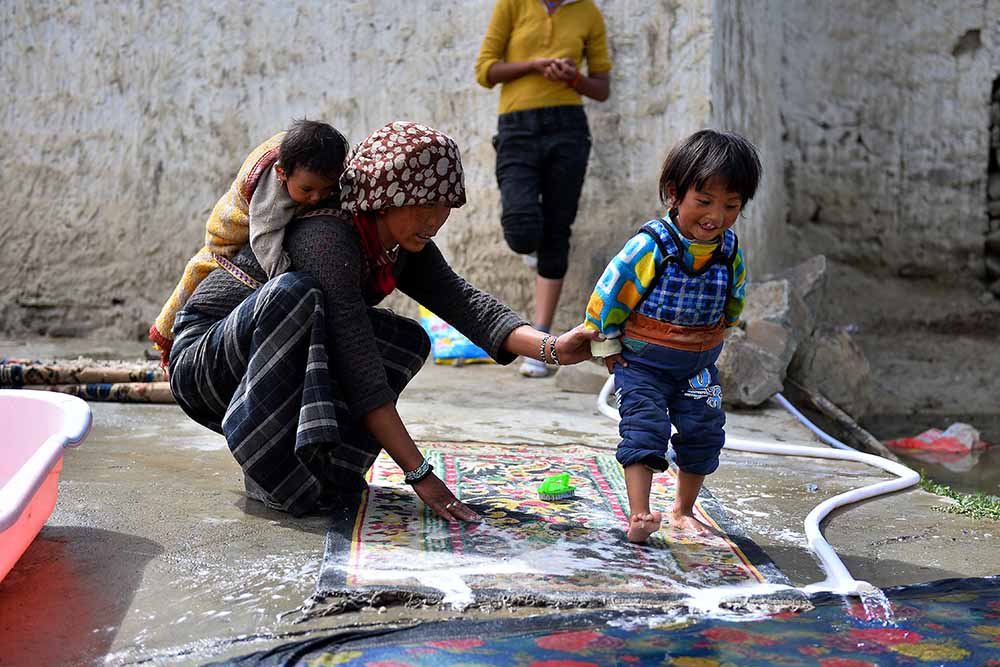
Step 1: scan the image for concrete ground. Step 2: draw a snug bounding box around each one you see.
[0,337,997,666]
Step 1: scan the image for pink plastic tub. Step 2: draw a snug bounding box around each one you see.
[0,389,91,582]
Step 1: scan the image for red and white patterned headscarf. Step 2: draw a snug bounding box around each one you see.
[340,121,466,212]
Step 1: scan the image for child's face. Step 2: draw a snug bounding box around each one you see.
[276,166,340,208]
[669,177,743,242]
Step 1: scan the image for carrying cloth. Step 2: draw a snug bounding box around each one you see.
[150,133,286,368]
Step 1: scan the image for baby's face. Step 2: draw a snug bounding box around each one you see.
[673,177,743,242]
[280,167,340,208]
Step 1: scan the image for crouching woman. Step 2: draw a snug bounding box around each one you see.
[165,122,599,519]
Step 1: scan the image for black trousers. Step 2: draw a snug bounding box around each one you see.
[493,105,592,280]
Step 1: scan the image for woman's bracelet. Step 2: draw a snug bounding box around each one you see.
[570,72,582,89]
[539,334,551,364]
[549,335,561,366]
[403,458,434,484]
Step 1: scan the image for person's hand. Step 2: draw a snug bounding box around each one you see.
[531,58,557,75]
[545,58,578,82]
[603,353,627,374]
[412,472,481,523]
[553,323,602,365]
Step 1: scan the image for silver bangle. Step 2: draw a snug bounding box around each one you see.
[549,335,561,366]
[403,459,433,484]
[539,334,551,364]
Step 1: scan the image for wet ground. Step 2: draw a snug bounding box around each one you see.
[0,337,998,665]
[863,412,1000,497]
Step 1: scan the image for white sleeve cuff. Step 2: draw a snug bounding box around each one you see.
[590,337,622,358]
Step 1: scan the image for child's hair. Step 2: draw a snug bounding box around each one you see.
[278,119,350,179]
[658,129,762,209]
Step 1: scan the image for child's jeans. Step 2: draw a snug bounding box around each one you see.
[613,338,726,476]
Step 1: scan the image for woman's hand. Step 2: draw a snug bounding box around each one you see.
[545,58,578,82]
[531,57,557,75]
[554,323,603,365]
[412,473,481,523]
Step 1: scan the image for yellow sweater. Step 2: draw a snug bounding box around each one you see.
[150,133,284,363]
[475,0,612,114]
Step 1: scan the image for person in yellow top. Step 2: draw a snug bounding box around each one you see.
[475,0,612,378]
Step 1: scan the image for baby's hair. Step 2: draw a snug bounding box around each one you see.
[658,129,762,209]
[278,118,350,179]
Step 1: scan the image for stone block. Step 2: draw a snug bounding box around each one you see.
[743,278,813,344]
[787,329,873,419]
[717,327,786,408]
[745,318,797,369]
[989,199,1000,218]
[762,255,827,336]
[555,359,612,394]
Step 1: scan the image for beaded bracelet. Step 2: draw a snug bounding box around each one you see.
[549,335,561,366]
[403,459,434,485]
[539,334,552,364]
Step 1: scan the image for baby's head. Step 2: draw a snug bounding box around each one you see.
[276,119,350,208]
[658,130,762,242]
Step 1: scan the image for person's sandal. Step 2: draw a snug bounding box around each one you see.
[518,356,549,378]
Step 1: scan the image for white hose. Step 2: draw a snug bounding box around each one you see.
[596,375,919,596]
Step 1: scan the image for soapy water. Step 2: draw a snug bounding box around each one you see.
[339,521,694,609]
[339,520,808,616]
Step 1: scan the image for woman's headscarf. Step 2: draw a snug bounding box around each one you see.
[340,121,466,297]
[340,121,466,212]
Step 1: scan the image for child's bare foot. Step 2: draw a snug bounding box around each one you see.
[627,512,662,543]
[668,511,717,536]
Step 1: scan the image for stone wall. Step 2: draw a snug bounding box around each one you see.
[987,76,1000,293]
[4,0,771,341]
[712,0,787,274]
[781,0,1000,283]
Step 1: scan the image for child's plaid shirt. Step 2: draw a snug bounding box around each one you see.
[584,217,746,355]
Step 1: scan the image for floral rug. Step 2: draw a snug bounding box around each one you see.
[317,442,784,608]
[213,577,1000,667]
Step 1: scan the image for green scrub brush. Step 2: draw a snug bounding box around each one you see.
[537,472,576,501]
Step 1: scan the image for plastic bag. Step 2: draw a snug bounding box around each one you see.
[418,306,494,366]
[885,422,987,454]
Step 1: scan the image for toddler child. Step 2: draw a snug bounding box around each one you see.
[584,129,762,542]
[150,119,349,368]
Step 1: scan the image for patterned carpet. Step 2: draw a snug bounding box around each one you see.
[216,577,1000,667]
[318,442,784,607]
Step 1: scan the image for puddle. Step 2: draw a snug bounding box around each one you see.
[863,412,1000,496]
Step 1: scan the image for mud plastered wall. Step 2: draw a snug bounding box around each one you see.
[712,0,787,275]
[781,0,1000,282]
[0,1,783,340]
